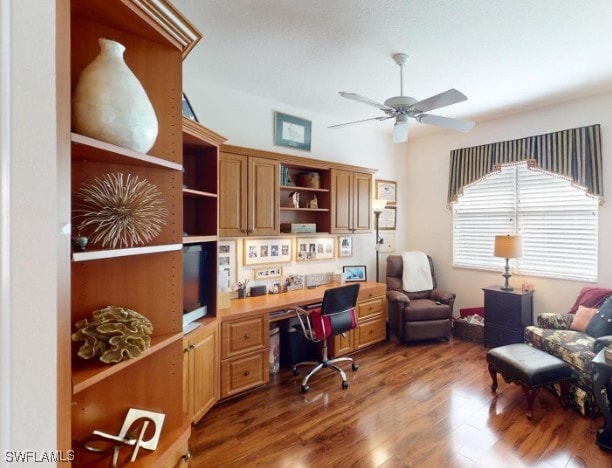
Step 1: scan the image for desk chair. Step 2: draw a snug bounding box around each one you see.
[292,283,360,393]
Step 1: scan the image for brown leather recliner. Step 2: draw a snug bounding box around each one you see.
[386,254,456,343]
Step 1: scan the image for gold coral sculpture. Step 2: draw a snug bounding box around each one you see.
[74,173,168,249]
[72,306,153,364]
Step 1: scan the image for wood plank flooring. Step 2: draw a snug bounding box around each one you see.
[190,338,611,467]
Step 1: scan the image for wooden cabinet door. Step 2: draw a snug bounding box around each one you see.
[331,169,372,233]
[353,172,372,232]
[219,153,248,237]
[332,330,355,357]
[331,169,353,233]
[191,325,219,423]
[249,157,279,236]
[182,339,192,418]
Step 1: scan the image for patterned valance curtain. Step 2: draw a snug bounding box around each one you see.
[447,124,603,205]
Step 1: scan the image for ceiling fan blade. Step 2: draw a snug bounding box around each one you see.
[417,114,475,132]
[411,88,467,113]
[392,121,409,143]
[339,92,395,112]
[329,115,393,129]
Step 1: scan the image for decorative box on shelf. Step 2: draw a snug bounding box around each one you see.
[280,223,316,233]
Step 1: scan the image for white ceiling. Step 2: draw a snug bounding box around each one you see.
[174,0,612,138]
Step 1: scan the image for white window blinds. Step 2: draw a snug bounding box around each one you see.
[453,163,598,281]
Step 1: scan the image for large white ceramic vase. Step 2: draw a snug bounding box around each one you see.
[73,38,158,154]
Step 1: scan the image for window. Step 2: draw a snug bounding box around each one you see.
[453,162,598,281]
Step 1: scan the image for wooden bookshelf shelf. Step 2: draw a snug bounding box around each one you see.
[183,187,218,199]
[72,332,183,394]
[71,133,182,170]
[72,243,182,262]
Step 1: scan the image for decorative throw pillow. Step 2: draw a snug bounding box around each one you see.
[585,298,612,338]
[570,305,598,332]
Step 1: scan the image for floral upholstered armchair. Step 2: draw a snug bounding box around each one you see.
[524,287,612,416]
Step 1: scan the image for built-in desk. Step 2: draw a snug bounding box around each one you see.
[216,281,386,399]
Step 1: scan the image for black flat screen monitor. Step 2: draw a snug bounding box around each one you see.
[183,244,207,330]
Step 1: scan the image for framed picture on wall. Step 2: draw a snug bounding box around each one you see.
[376,179,397,205]
[274,112,312,151]
[254,266,283,280]
[218,240,236,290]
[296,237,335,261]
[379,206,397,230]
[244,238,292,265]
[338,236,352,257]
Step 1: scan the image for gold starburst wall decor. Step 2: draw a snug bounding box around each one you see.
[74,173,168,249]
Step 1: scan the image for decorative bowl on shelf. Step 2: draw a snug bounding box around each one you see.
[297,171,320,189]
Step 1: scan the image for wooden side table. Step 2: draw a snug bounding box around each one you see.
[483,286,533,347]
[593,349,612,450]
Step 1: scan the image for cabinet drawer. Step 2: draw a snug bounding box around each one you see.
[221,350,269,398]
[357,297,384,321]
[356,318,386,349]
[484,323,524,347]
[358,284,386,303]
[485,295,522,327]
[221,316,268,359]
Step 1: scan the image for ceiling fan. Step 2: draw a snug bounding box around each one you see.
[329,53,475,143]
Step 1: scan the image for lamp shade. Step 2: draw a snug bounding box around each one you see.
[494,235,522,259]
[372,199,387,213]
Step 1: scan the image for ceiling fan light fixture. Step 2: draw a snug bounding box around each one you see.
[392,120,409,143]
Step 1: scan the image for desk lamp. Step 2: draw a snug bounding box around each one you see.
[373,199,387,282]
[494,235,522,291]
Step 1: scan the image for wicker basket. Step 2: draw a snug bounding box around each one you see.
[453,319,484,344]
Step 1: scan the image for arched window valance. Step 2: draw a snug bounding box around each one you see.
[447,124,603,205]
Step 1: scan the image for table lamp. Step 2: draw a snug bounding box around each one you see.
[373,199,387,282]
[494,235,522,291]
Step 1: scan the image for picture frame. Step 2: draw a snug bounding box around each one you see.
[343,265,367,282]
[244,238,292,265]
[182,92,198,122]
[296,237,335,261]
[376,179,397,205]
[379,206,397,230]
[338,235,353,257]
[274,112,311,151]
[254,266,283,280]
[218,240,236,290]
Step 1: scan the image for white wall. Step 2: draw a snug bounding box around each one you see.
[185,69,612,318]
[402,92,612,317]
[183,75,402,287]
[2,0,59,456]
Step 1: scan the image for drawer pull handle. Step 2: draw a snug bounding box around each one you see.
[244,333,250,339]
[244,370,250,376]
[181,452,191,462]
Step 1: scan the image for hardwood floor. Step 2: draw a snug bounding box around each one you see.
[190,338,610,467]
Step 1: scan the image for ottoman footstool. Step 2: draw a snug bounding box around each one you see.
[486,343,572,418]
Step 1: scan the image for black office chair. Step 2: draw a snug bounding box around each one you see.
[292,283,361,393]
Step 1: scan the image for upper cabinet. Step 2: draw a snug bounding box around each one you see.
[218,145,376,237]
[66,1,200,466]
[330,169,373,234]
[219,152,280,237]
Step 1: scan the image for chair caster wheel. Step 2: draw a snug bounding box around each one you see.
[352,363,359,371]
[301,385,309,393]
[342,381,349,389]
[292,368,299,376]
